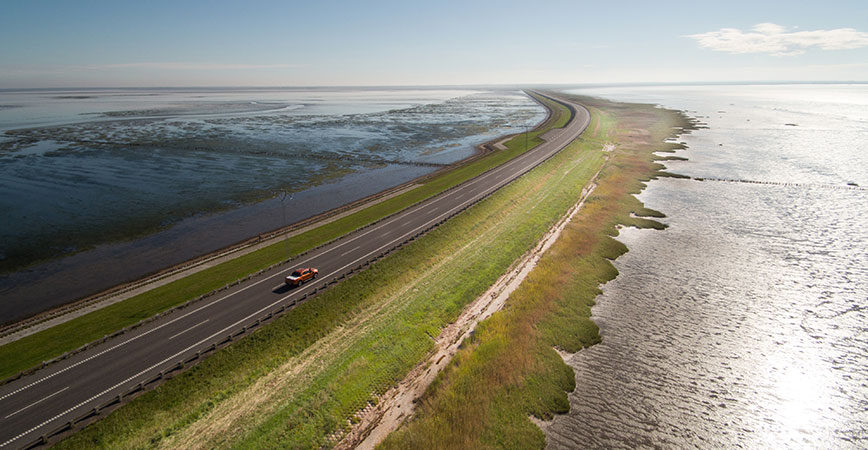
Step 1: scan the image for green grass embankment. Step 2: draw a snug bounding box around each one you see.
[55,101,609,449]
[379,94,694,449]
[0,93,567,382]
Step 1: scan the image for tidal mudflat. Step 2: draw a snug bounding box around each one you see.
[546,85,868,448]
[0,87,544,322]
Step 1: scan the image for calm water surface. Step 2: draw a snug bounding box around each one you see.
[0,87,543,321]
[545,85,868,448]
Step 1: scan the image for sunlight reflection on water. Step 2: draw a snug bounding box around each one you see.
[546,85,868,449]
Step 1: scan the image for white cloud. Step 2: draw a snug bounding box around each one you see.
[686,23,868,56]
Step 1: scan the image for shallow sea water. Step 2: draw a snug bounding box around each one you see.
[0,88,542,270]
[545,85,868,448]
[0,87,543,321]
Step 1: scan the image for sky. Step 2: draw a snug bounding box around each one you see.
[1,0,866,88]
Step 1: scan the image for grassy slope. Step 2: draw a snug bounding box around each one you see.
[379,95,693,449]
[54,100,604,450]
[0,94,569,382]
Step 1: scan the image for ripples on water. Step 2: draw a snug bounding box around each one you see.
[547,85,868,449]
[0,88,542,272]
[0,88,543,322]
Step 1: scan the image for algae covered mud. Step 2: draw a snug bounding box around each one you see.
[0,87,544,322]
[544,85,868,448]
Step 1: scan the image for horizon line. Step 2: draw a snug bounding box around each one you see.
[2,80,867,92]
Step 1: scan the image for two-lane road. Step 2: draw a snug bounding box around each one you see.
[0,92,589,448]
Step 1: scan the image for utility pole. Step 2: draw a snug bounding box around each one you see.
[525,125,529,152]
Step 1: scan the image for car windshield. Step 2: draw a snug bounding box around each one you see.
[290,271,301,277]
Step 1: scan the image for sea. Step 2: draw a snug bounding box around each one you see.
[544,85,868,448]
[0,87,544,323]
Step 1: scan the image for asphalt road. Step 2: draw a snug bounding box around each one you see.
[0,92,590,449]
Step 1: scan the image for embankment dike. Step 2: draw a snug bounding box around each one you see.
[0,92,585,448]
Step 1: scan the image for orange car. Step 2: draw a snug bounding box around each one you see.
[285,267,318,286]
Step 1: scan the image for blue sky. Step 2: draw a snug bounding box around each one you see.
[1,0,866,88]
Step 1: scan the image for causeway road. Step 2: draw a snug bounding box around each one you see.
[0,92,590,448]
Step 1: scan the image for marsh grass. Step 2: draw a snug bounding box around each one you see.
[52,98,601,449]
[379,94,694,449]
[0,95,570,382]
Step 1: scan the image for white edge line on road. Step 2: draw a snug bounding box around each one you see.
[0,274,325,448]
[0,267,286,403]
